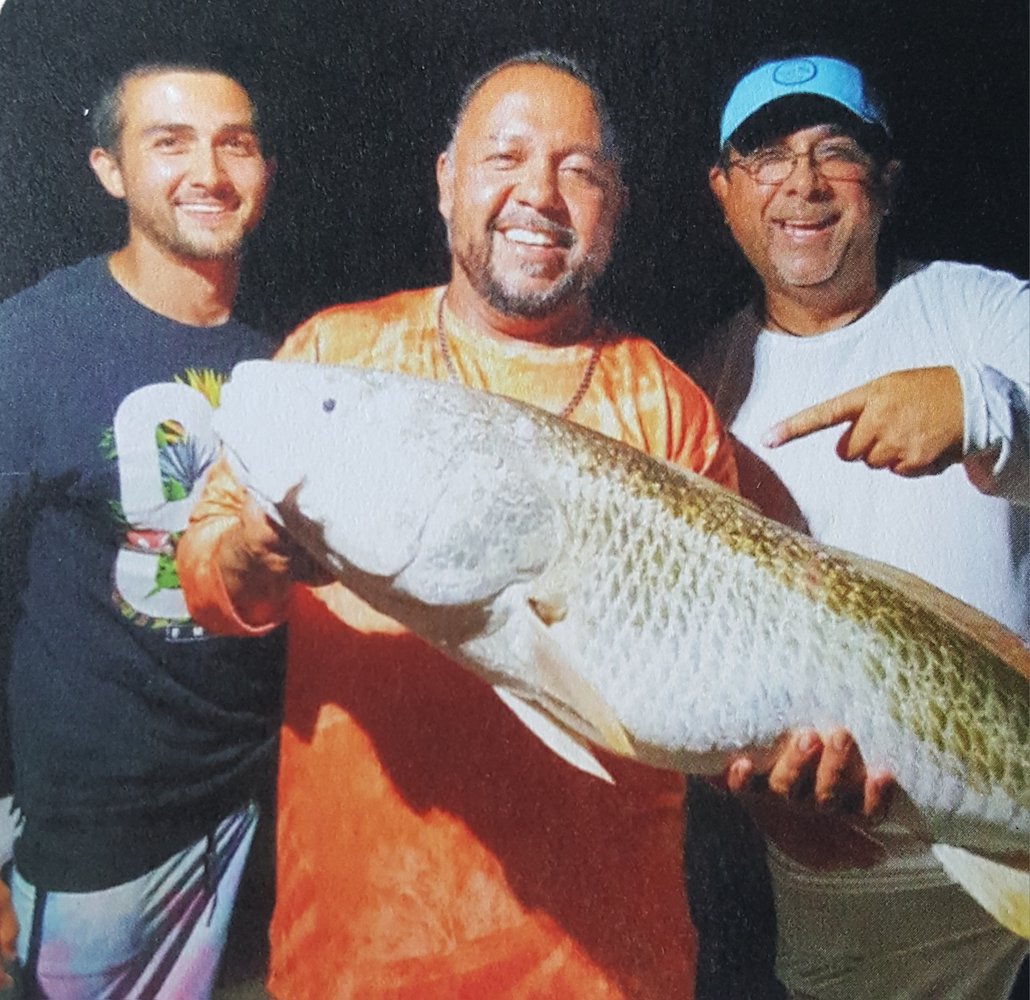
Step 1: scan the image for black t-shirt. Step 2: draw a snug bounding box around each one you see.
[0,256,285,890]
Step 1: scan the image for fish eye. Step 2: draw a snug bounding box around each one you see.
[322,398,336,413]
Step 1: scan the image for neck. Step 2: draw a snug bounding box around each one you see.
[763,273,880,337]
[444,271,591,347]
[109,236,239,327]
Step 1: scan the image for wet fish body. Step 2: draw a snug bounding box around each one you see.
[213,360,1030,934]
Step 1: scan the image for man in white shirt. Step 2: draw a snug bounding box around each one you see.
[701,53,1028,1000]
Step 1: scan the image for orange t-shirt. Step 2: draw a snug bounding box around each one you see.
[181,287,737,999]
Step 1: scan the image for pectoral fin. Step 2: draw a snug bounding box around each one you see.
[493,687,614,784]
[526,611,635,760]
[933,843,1030,939]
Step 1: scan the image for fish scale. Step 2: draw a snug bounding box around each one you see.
[530,409,1027,833]
[213,360,1030,936]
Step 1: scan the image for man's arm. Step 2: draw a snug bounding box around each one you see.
[763,366,965,475]
[766,272,1030,504]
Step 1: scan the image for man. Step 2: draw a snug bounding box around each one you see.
[702,54,1029,998]
[0,62,282,996]
[180,51,881,999]
[180,50,723,999]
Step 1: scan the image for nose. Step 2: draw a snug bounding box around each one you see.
[514,156,564,215]
[784,151,832,200]
[186,142,227,189]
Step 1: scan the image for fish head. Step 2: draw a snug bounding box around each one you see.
[215,360,463,579]
[215,361,562,607]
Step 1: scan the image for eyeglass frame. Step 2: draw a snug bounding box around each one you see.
[725,137,878,186]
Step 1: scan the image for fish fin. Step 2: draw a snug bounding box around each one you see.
[528,593,567,625]
[933,843,1030,939]
[843,552,1030,679]
[526,613,636,760]
[493,687,614,784]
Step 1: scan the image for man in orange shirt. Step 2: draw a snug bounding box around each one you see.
[179,51,883,999]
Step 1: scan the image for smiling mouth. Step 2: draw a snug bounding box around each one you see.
[176,202,237,218]
[775,216,838,237]
[496,224,575,250]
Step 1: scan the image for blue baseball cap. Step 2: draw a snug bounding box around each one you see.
[719,56,888,148]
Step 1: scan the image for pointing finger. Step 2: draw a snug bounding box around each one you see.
[764,386,869,448]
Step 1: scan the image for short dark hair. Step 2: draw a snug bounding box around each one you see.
[448,49,622,168]
[90,62,263,155]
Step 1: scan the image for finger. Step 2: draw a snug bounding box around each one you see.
[863,769,897,824]
[835,418,879,464]
[765,729,823,798]
[854,438,898,470]
[763,387,868,448]
[813,728,865,813]
[722,755,755,794]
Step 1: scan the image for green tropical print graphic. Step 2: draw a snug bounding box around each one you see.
[104,368,227,628]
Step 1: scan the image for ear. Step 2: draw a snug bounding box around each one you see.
[708,164,730,208]
[89,147,126,199]
[436,148,454,224]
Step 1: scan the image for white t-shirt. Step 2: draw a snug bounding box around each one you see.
[700,260,1029,999]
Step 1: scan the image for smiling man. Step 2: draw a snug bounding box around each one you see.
[179,51,738,998]
[0,62,281,996]
[180,49,887,999]
[701,54,1029,999]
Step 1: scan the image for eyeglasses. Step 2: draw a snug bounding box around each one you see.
[728,140,875,185]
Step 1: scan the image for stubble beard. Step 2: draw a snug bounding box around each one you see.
[132,206,248,263]
[452,229,599,320]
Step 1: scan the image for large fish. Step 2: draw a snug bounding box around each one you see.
[212,359,1030,937]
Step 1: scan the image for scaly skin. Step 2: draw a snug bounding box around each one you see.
[215,361,1030,861]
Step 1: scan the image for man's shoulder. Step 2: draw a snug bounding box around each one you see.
[301,287,438,332]
[891,259,1027,296]
[602,327,715,403]
[0,257,107,322]
[280,287,439,362]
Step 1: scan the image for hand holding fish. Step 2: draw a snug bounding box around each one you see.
[725,727,895,821]
[763,366,964,477]
[218,486,334,626]
[726,728,899,871]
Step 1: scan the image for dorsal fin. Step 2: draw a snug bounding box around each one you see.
[841,548,1030,680]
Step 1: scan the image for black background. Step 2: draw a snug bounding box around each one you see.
[1,0,1026,365]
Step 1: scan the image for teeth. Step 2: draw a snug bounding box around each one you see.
[504,228,557,247]
[179,204,227,214]
[781,219,830,230]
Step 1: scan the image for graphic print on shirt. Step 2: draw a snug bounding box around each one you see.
[102,369,225,639]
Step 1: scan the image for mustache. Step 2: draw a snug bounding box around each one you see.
[492,213,576,249]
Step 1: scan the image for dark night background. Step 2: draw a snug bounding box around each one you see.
[0,0,1026,367]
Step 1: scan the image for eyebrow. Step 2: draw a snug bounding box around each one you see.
[140,122,257,137]
[482,132,607,158]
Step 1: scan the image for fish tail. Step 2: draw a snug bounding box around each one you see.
[933,843,1030,939]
